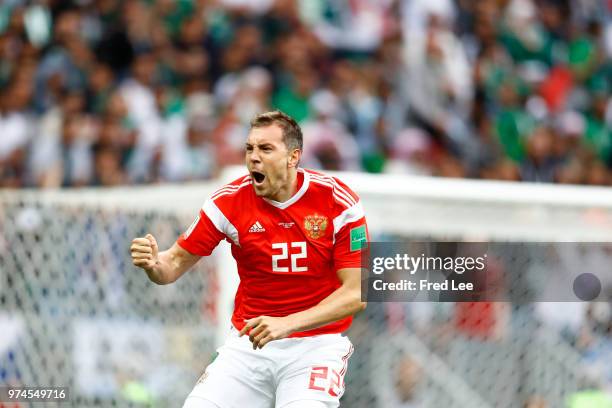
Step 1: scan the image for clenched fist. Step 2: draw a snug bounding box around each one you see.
[130,234,160,272]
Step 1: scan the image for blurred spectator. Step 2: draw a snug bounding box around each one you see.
[523,395,549,408]
[577,302,612,390]
[401,0,456,39]
[520,125,559,182]
[301,90,360,171]
[308,0,393,52]
[51,114,95,188]
[92,143,127,186]
[0,80,33,188]
[0,0,609,188]
[384,128,434,175]
[159,98,218,182]
[403,12,473,148]
[388,354,430,408]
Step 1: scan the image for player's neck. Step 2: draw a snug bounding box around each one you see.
[270,169,299,203]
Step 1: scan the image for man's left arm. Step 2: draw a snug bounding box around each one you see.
[239,267,366,349]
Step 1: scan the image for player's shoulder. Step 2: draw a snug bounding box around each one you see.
[209,174,253,204]
[304,169,360,210]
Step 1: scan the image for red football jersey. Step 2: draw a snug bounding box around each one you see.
[177,168,368,337]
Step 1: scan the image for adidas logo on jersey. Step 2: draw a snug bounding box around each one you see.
[249,221,266,233]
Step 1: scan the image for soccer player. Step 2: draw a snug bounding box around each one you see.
[130,110,368,408]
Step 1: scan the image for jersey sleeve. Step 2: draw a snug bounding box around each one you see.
[332,201,368,271]
[177,198,238,256]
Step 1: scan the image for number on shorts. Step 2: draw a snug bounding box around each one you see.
[308,366,343,397]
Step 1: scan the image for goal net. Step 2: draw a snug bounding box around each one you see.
[2,167,612,407]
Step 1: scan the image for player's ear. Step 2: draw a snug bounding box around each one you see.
[288,149,301,168]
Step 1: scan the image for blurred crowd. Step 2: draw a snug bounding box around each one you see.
[0,0,610,188]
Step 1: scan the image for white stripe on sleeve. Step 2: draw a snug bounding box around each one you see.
[202,199,240,246]
[332,201,365,243]
[183,214,200,239]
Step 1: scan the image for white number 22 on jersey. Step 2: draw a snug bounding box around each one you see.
[272,242,308,272]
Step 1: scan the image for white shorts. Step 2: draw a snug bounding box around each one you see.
[183,327,354,408]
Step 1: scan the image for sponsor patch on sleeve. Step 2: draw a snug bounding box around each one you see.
[350,225,367,251]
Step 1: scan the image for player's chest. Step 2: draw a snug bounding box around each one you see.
[235,206,334,271]
[238,208,332,246]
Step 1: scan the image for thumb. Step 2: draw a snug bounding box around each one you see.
[145,234,159,257]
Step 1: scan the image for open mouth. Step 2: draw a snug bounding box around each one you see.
[251,171,266,185]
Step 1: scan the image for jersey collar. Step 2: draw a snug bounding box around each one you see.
[262,168,310,210]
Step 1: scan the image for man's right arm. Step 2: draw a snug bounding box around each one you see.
[132,195,232,284]
[131,234,202,285]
